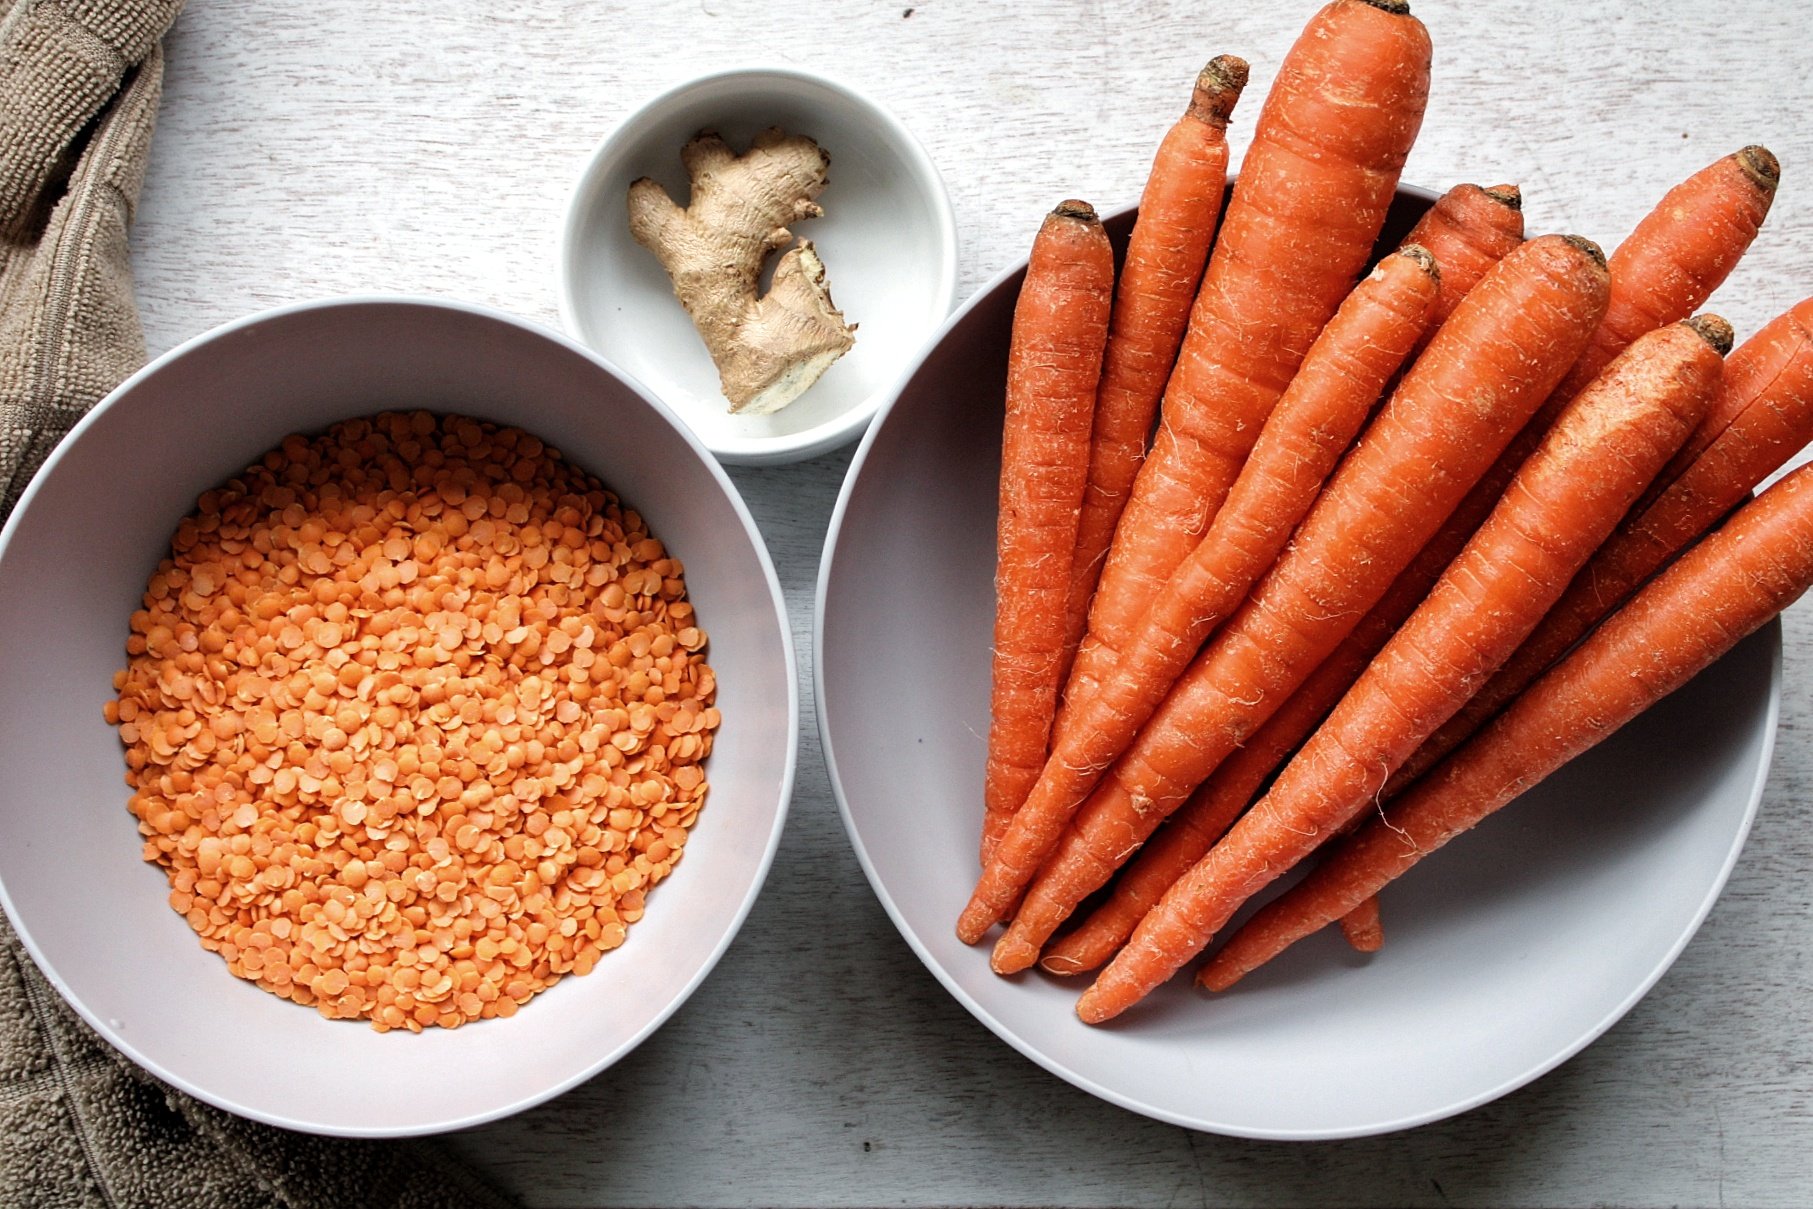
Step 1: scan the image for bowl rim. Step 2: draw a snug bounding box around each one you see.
[812,200,1782,1140]
[555,62,960,466]
[0,294,801,1137]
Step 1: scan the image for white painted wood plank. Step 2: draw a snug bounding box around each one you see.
[126,1,1813,1204]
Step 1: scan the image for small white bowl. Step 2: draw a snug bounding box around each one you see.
[0,298,798,1136]
[558,66,957,466]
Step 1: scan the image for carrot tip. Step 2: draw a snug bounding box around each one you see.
[1482,183,1522,211]
[1355,0,1411,13]
[1560,234,1608,270]
[1197,965,1239,993]
[1053,199,1099,222]
[955,905,992,945]
[1685,313,1736,356]
[990,935,1040,974]
[1191,55,1251,126]
[1395,242,1441,281]
[1737,144,1781,191]
[1075,988,1113,1024]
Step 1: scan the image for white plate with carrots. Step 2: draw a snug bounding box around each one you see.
[820,0,1813,1136]
[815,198,1781,1137]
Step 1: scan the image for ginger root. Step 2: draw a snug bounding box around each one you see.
[628,128,856,416]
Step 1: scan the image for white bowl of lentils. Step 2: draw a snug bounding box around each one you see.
[0,298,797,1136]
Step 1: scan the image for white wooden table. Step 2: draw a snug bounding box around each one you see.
[132,1,1813,1204]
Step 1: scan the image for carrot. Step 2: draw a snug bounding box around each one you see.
[1072,315,1729,1020]
[1395,148,1781,638]
[1568,145,1777,406]
[981,202,1115,862]
[1200,461,1813,993]
[1332,161,1766,938]
[1054,0,1432,749]
[1658,208,1802,489]
[1039,659,1331,975]
[1048,458,1545,976]
[1040,547,1445,976]
[1058,57,1249,692]
[1397,182,1524,339]
[961,234,1609,953]
[1336,895,1384,952]
[1390,295,1813,796]
[981,248,1440,955]
[1046,191,1523,973]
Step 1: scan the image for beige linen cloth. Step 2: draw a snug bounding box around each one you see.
[1,3,517,1204]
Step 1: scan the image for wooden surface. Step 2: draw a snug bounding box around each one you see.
[129,1,1813,1205]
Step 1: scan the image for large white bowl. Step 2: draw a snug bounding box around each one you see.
[816,196,1780,1139]
[558,66,958,465]
[0,299,797,1137]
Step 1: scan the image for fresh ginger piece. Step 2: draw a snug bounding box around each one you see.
[628,128,857,416]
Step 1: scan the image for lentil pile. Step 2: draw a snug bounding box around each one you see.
[106,411,720,1031]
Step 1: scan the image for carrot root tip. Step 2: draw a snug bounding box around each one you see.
[1737,144,1781,191]
[1561,234,1608,269]
[1075,989,1112,1024]
[1482,183,1523,211]
[1191,55,1251,126]
[1198,966,1239,993]
[1686,313,1736,356]
[955,910,991,945]
[1396,242,1441,280]
[1053,199,1099,222]
[990,934,1041,974]
[1355,0,1411,13]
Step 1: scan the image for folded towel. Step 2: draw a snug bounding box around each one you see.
[0,4,518,1202]
[1,913,516,1208]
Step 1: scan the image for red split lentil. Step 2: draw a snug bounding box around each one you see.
[107,411,720,1031]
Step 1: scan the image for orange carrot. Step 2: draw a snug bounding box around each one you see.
[1397,182,1524,339]
[982,202,1114,861]
[1651,268,1813,506]
[1396,148,1780,632]
[1390,295,1813,796]
[960,234,1609,952]
[1039,665,1324,975]
[1342,151,1783,817]
[1336,895,1383,952]
[1470,146,1777,507]
[1040,549,1444,975]
[982,248,1440,952]
[1073,315,1729,1018]
[1201,461,1813,993]
[1568,146,1777,404]
[1054,0,1432,749]
[1059,57,1249,689]
[1047,190,1523,973]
